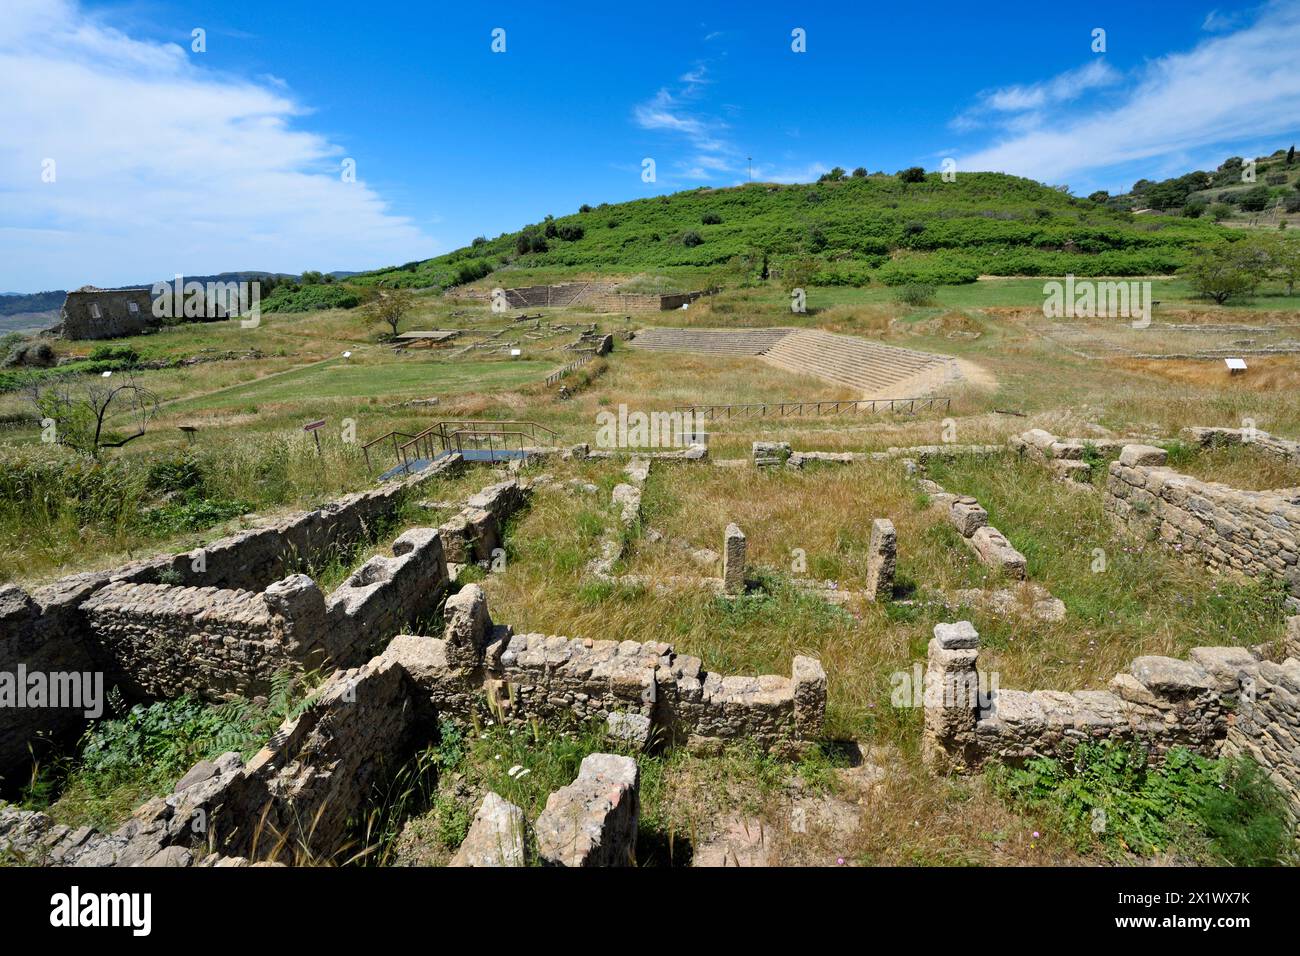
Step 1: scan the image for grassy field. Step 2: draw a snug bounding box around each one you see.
[4,267,1299,867]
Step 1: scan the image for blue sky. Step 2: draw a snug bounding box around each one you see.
[3,0,1300,291]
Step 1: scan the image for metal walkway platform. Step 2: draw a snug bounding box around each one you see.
[377,448,531,482]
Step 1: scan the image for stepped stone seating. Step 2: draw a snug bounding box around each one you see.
[627,327,797,355]
[627,327,954,397]
[759,329,950,397]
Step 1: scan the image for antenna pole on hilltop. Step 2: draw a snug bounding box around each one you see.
[748,157,752,182]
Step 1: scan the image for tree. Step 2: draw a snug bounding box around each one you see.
[1288,145,1296,165]
[1180,243,1263,304]
[851,167,867,178]
[779,255,822,292]
[1208,202,1233,222]
[1238,185,1272,212]
[368,287,414,338]
[300,270,324,284]
[1274,240,1300,295]
[1087,190,1110,204]
[681,230,704,247]
[1257,234,1300,296]
[27,373,159,459]
[818,167,847,182]
[897,167,926,183]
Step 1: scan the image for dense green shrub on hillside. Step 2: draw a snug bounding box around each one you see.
[875,258,978,286]
[898,167,926,183]
[261,283,361,314]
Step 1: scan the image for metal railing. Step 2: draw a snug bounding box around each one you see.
[671,397,951,420]
[366,419,560,473]
[361,430,418,471]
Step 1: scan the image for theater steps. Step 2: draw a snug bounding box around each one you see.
[759,330,953,397]
[626,327,798,356]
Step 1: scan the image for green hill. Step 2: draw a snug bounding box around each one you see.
[1101,146,1300,221]
[353,171,1233,291]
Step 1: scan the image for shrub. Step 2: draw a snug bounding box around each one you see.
[898,166,926,183]
[1238,185,1273,212]
[892,283,937,306]
[681,231,704,247]
[990,742,1292,865]
[701,212,723,225]
[1208,202,1233,222]
[261,284,360,314]
[87,345,140,364]
[556,223,584,241]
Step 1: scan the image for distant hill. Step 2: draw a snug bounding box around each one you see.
[352,170,1234,291]
[0,290,64,318]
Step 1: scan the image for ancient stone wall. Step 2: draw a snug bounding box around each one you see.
[0,457,461,783]
[77,527,449,703]
[1009,427,1133,483]
[397,584,827,755]
[0,584,100,787]
[1183,426,1300,465]
[438,479,530,566]
[0,649,431,865]
[1224,631,1300,825]
[1104,444,1300,606]
[2,584,827,866]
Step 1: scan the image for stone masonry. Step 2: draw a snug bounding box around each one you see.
[923,621,1266,769]
[865,518,896,600]
[722,523,747,594]
[1104,443,1300,607]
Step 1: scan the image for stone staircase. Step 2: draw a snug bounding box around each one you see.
[627,327,797,356]
[759,330,952,397]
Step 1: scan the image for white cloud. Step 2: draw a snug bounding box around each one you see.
[956,0,1300,186]
[952,59,1121,131]
[0,0,432,291]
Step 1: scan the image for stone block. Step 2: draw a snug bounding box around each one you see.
[535,753,639,867]
[949,497,988,537]
[865,518,897,601]
[449,792,526,867]
[722,523,746,595]
[1118,444,1168,467]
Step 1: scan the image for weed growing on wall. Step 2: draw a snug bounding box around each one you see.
[989,741,1294,865]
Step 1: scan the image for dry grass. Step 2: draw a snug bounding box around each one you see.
[1113,356,1300,393]
[1166,443,1300,491]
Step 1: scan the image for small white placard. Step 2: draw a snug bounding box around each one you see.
[1225,358,1247,371]
[510,348,522,357]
